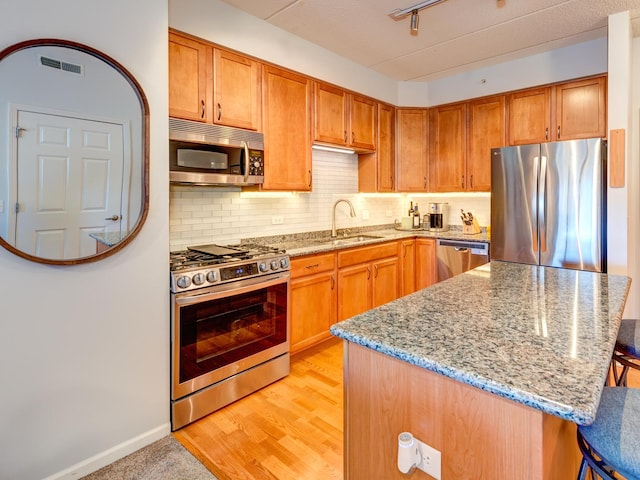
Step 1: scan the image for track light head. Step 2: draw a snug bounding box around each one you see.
[410,9,419,33]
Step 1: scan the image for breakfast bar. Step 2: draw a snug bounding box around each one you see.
[330,261,631,479]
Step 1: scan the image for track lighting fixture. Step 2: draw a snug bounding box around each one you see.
[410,9,419,33]
[389,0,448,34]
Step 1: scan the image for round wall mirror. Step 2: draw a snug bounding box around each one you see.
[0,39,149,265]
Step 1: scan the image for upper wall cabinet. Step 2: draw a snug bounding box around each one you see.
[262,65,312,191]
[396,108,428,192]
[429,97,505,193]
[168,30,261,131]
[358,103,395,192]
[169,31,212,123]
[429,103,467,192]
[467,95,506,192]
[508,75,606,145]
[554,76,606,141]
[213,48,261,131]
[508,87,550,145]
[313,82,376,152]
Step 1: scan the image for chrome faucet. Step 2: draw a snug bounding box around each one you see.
[331,199,356,238]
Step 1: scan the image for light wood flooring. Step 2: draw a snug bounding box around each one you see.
[174,337,640,480]
[173,337,344,480]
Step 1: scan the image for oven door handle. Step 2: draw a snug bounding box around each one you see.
[175,272,290,306]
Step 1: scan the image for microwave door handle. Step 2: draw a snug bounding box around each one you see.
[242,141,250,183]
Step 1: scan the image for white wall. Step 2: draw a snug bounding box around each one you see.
[0,2,170,479]
[398,37,608,107]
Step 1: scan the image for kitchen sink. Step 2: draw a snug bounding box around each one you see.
[318,234,384,246]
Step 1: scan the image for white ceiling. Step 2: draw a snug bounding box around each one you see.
[218,0,640,82]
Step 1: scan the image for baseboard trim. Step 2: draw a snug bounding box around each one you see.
[44,423,171,480]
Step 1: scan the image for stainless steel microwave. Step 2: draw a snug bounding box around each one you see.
[169,118,264,186]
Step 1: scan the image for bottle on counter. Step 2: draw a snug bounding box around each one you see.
[409,201,414,216]
[413,204,420,228]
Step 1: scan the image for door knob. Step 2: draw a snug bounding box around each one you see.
[105,215,120,221]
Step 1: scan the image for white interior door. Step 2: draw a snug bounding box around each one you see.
[15,110,124,259]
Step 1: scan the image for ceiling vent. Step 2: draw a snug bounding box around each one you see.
[39,55,83,75]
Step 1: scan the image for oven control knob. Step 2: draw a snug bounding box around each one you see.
[176,275,192,289]
[192,273,205,286]
[270,260,279,271]
[280,258,289,269]
[259,262,269,273]
[206,271,218,283]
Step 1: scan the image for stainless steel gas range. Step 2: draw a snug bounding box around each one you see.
[170,243,290,430]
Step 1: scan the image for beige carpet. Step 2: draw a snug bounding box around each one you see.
[81,436,218,480]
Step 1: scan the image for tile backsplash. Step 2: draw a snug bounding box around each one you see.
[169,149,490,250]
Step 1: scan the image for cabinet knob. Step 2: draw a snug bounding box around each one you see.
[545,127,549,140]
[217,103,222,121]
[200,100,205,119]
[557,125,561,139]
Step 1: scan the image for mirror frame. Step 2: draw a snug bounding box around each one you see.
[0,39,149,265]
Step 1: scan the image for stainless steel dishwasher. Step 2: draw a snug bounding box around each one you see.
[436,239,490,282]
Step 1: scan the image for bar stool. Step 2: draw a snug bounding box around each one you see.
[577,387,640,480]
[612,319,640,386]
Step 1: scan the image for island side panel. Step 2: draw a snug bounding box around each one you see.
[343,342,580,480]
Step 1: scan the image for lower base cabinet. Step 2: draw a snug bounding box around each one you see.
[399,239,416,296]
[289,238,436,353]
[415,238,437,290]
[337,242,399,321]
[290,253,337,353]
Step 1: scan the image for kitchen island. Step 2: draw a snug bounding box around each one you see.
[330,261,631,479]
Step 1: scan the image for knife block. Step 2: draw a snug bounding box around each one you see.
[462,217,481,235]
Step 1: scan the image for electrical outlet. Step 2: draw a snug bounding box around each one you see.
[385,210,392,217]
[271,215,284,225]
[415,438,441,479]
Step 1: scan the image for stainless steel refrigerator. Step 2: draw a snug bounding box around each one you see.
[490,138,606,272]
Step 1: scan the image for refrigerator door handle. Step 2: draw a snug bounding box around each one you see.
[538,155,547,254]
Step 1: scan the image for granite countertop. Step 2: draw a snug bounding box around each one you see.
[330,261,631,425]
[252,226,490,258]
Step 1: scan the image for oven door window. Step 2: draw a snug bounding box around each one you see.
[178,282,287,384]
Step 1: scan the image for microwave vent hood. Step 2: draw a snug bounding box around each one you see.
[169,117,264,150]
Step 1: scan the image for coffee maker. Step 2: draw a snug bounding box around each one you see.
[428,202,449,232]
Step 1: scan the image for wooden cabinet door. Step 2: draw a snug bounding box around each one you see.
[290,271,336,353]
[168,32,212,123]
[396,109,428,192]
[415,239,437,289]
[372,257,399,308]
[430,103,467,192]
[213,48,261,131]
[314,82,348,146]
[468,95,506,192]
[399,239,416,296]
[377,104,396,192]
[338,264,371,321]
[358,103,395,192]
[508,87,551,145]
[349,94,376,151]
[262,65,312,191]
[555,76,606,141]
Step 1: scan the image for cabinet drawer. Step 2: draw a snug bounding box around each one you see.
[338,242,398,268]
[291,252,336,278]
